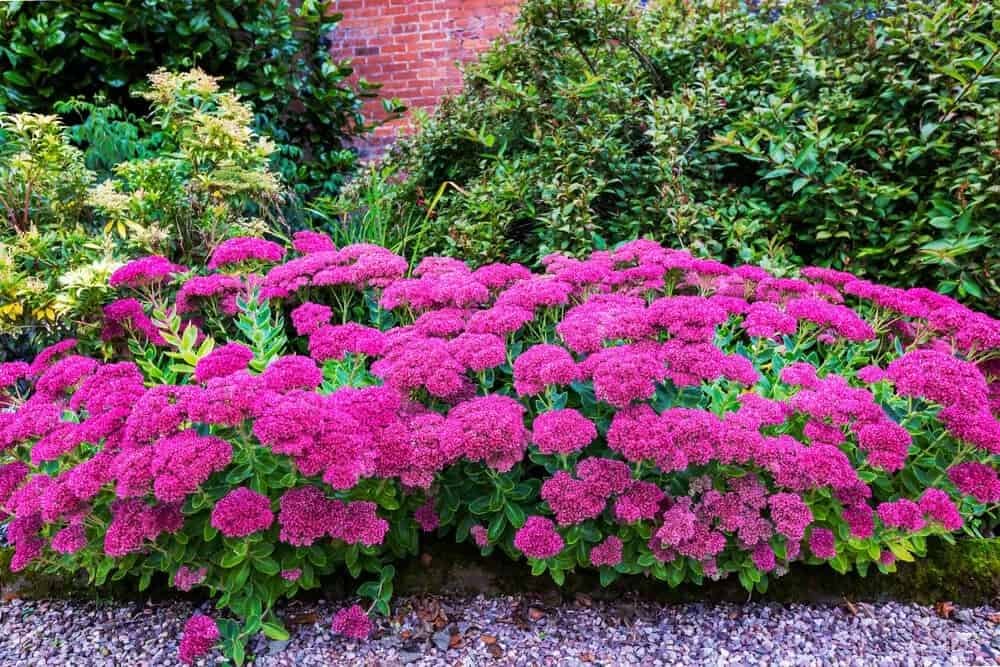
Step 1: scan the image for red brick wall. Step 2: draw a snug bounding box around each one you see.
[330,0,522,158]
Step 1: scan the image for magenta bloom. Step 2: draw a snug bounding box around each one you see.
[769,493,813,541]
[211,487,274,537]
[292,230,336,254]
[531,409,596,455]
[447,333,507,371]
[278,486,332,546]
[808,528,836,560]
[471,524,489,547]
[752,543,777,572]
[331,604,373,640]
[208,236,285,270]
[179,614,219,664]
[614,481,665,523]
[440,395,528,472]
[51,524,87,554]
[590,535,623,567]
[414,499,440,532]
[919,488,963,531]
[514,516,564,559]
[110,255,186,287]
[309,323,386,361]
[513,343,579,396]
[948,462,1000,503]
[174,565,208,591]
[281,568,302,581]
[291,301,332,336]
[194,343,254,383]
[260,355,323,393]
[151,431,233,503]
[877,499,925,532]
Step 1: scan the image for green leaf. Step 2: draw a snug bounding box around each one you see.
[261,620,290,641]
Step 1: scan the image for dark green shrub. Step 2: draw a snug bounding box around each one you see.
[0,0,402,196]
[359,0,999,311]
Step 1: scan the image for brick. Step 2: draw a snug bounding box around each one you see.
[331,0,523,158]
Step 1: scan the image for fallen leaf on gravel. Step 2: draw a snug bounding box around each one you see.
[575,593,593,607]
[580,652,595,662]
[528,607,546,621]
[842,598,858,616]
[481,634,497,645]
[449,633,463,649]
[287,612,318,626]
[934,601,955,620]
[401,630,412,640]
[487,643,504,659]
[989,613,1000,624]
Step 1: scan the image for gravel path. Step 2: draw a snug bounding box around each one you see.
[1,594,998,666]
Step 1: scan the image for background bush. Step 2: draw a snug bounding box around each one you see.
[0,70,288,359]
[0,0,402,197]
[353,0,999,311]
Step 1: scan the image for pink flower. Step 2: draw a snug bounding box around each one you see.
[752,543,777,572]
[742,302,797,339]
[28,339,77,377]
[780,362,820,389]
[808,527,836,560]
[769,493,813,541]
[330,501,389,546]
[877,499,925,532]
[919,488,963,531]
[472,262,532,289]
[647,296,728,342]
[531,409,596,455]
[207,236,285,270]
[948,462,1000,503]
[885,349,989,409]
[855,421,910,472]
[104,499,158,557]
[281,568,302,581]
[179,614,219,664]
[541,472,607,525]
[211,487,274,537]
[590,536,623,567]
[447,333,507,372]
[260,355,323,393]
[471,524,489,547]
[513,344,579,396]
[278,486,332,546]
[576,457,631,497]
[414,499,440,532]
[51,524,87,554]
[0,361,29,391]
[309,323,386,361]
[614,481,665,523]
[0,462,30,510]
[856,365,886,384]
[656,503,697,547]
[842,504,875,539]
[110,255,186,288]
[440,395,527,472]
[291,302,332,336]
[150,431,232,503]
[514,516,564,559]
[465,305,535,335]
[583,344,666,408]
[174,566,208,591]
[331,604,373,640]
[292,230,336,254]
[194,343,254,382]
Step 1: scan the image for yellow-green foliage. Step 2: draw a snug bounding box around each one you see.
[0,69,287,355]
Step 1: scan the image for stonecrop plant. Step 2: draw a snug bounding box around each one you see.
[1,236,998,663]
